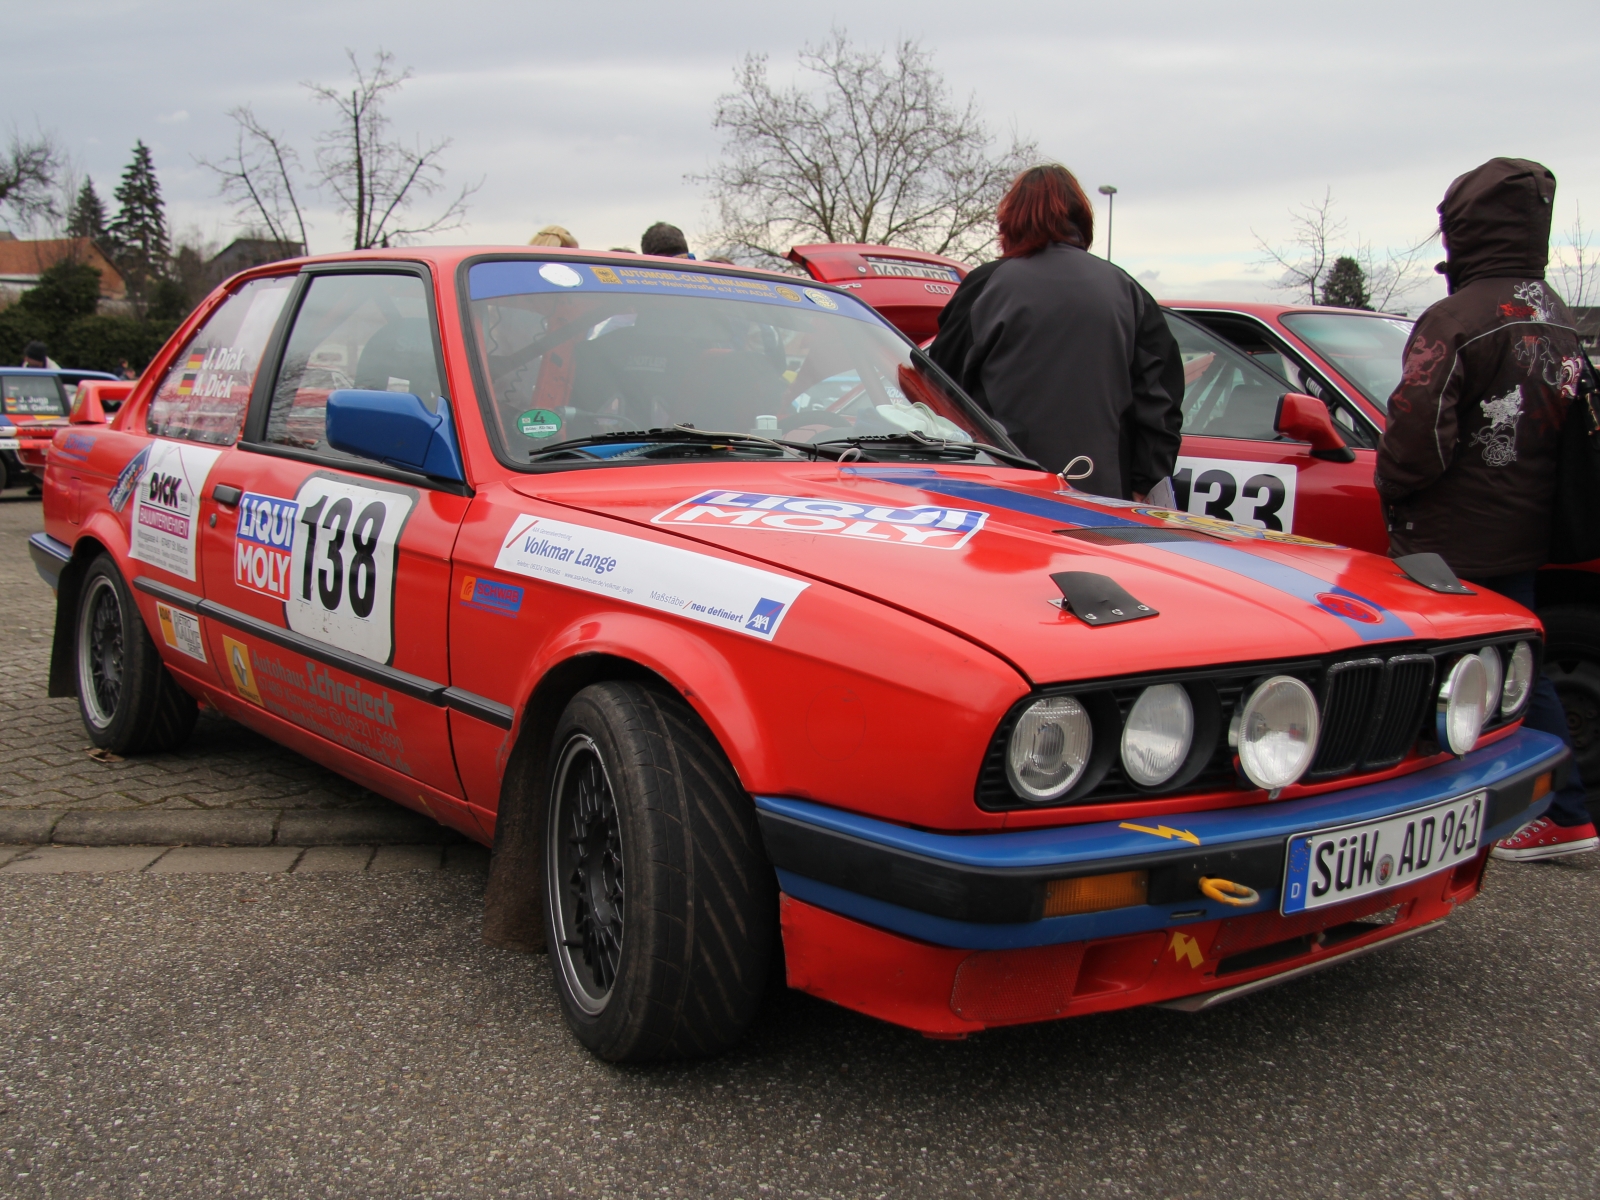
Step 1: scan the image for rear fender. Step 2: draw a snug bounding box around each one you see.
[46,513,137,699]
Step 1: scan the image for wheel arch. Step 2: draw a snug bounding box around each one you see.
[47,534,112,699]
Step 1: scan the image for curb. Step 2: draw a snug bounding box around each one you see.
[0,807,469,848]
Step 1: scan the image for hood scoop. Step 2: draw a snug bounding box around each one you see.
[1051,571,1159,626]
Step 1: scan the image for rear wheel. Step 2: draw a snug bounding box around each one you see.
[75,555,198,755]
[1538,604,1600,822]
[543,681,775,1062]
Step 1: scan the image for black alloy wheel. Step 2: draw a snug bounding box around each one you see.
[72,554,198,755]
[541,681,776,1062]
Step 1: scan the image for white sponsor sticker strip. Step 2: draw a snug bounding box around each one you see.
[155,602,207,662]
[1173,456,1297,533]
[495,514,808,640]
[653,489,987,550]
[129,440,224,580]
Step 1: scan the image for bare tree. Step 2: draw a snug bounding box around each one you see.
[309,50,478,250]
[1357,231,1438,314]
[1552,204,1593,309]
[198,106,311,252]
[697,32,1037,268]
[1253,189,1346,304]
[0,127,63,229]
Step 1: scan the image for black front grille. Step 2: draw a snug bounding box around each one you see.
[1308,653,1436,778]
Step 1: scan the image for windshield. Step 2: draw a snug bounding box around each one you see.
[2,375,66,419]
[464,260,1010,465]
[1164,311,1290,441]
[1280,312,1412,414]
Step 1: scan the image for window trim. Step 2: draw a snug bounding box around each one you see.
[239,260,469,494]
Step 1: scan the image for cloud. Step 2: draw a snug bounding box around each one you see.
[157,110,189,124]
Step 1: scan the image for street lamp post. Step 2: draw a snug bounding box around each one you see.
[1097,184,1118,262]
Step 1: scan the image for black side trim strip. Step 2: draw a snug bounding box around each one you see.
[130,578,515,727]
[443,687,515,730]
[28,532,71,589]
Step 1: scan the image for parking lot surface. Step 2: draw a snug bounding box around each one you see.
[6,491,1599,1198]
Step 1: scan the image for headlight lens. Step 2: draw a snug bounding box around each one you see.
[1234,676,1320,790]
[1437,654,1489,754]
[1476,646,1504,718]
[1121,684,1194,787]
[1501,641,1535,716]
[1007,696,1092,801]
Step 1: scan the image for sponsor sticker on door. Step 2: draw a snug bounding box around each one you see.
[128,440,224,580]
[1172,457,1297,533]
[495,513,808,641]
[155,602,206,662]
[234,491,299,598]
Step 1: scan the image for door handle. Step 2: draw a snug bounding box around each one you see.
[212,484,243,507]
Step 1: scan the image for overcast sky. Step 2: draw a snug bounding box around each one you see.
[19,0,1598,310]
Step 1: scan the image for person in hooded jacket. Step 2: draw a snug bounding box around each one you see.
[927,164,1183,500]
[1377,156,1597,861]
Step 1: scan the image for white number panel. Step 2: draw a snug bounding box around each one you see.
[1172,457,1298,532]
[285,474,417,664]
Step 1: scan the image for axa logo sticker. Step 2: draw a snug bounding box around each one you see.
[235,492,298,599]
[653,490,987,550]
[459,575,524,617]
[1315,592,1381,624]
[745,597,787,634]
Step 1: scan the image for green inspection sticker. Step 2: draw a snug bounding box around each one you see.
[516,408,562,439]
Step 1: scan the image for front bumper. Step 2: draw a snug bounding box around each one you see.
[762,727,1564,1034]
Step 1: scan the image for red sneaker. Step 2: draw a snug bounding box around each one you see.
[1491,817,1600,862]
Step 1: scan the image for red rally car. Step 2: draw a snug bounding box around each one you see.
[31,246,1567,1061]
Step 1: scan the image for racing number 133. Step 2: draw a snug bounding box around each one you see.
[285,476,416,665]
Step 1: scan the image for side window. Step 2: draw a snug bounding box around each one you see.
[148,276,294,445]
[264,273,443,453]
[2,375,67,417]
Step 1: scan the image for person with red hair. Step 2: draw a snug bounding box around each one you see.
[927,164,1183,500]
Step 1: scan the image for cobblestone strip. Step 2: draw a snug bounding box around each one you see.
[0,843,489,874]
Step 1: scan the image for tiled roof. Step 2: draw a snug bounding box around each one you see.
[0,238,126,298]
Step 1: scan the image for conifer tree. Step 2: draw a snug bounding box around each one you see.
[1321,255,1372,310]
[66,178,107,241]
[106,141,170,312]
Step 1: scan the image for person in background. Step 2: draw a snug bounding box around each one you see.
[641,222,692,258]
[118,359,137,380]
[1376,157,1597,862]
[23,341,60,369]
[529,225,578,248]
[926,164,1182,500]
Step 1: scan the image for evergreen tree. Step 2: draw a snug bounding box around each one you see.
[1321,256,1372,309]
[17,260,102,331]
[65,178,106,241]
[106,141,170,312]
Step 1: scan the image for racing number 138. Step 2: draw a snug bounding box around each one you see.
[285,476,416,665]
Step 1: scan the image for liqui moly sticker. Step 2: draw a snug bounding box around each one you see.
[494,514,808,640]
[234,492,299,598]
[128,440,223,580]
[652,490,986,550]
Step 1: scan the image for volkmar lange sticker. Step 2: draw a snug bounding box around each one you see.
[494,514,808,640]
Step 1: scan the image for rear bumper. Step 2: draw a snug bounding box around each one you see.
[765,727,1564,1034]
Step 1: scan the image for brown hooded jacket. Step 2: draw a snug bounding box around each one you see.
[1375,158,1585,576]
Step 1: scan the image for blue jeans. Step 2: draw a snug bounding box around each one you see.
[1464,572,1591,827]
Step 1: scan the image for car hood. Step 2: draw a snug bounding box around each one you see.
[510,463,1537,683]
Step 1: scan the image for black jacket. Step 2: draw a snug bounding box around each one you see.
[1375,158,1584,576]
[927,243,1184,498]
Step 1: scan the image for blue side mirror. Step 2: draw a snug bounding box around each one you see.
[325,390,465,482]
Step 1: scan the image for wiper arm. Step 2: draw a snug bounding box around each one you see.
[816,429,1041,471]
[525,425,819,463]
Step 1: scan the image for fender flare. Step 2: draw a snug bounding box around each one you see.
[46,513,135,699]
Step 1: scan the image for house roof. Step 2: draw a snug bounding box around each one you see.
[0,238,126,299]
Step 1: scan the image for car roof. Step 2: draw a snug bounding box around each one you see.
[1162,299,1412,320]
[250,245,831,285]
[0,367,77,376]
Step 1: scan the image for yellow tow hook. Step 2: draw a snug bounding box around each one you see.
[1199,876,1260,907]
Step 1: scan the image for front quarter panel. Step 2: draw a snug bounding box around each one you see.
[448,482,1030,830]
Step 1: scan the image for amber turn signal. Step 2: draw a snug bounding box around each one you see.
[1042,870,1148,918]
[1531,771,1553,803]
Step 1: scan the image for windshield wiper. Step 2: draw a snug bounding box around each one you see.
[524,425,821,463]
[815,429,1041,470]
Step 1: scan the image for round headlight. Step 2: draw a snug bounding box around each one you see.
[1437,654,1489,755]
[1121,684,1194,787]
[1007,696,1093,801]
[1501,641,1534,716]
[1477,646,1504,718]
[1233,676,1320,790]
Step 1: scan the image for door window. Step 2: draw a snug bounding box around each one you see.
[147,276,295,445]
[1165,311,1287,441]
[264,273,444,455]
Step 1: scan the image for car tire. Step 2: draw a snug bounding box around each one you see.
[74,555,198,755]
[1538,604,1600,821]
[542,681,776,1062]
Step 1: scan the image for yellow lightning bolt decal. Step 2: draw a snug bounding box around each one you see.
[1169,931,1204,969]
[1119,821,1202,845]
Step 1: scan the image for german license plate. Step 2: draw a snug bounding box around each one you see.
[1282,790,1485,914]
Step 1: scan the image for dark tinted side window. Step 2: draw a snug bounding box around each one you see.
[264,273,443,452]
[1,375,66,417]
